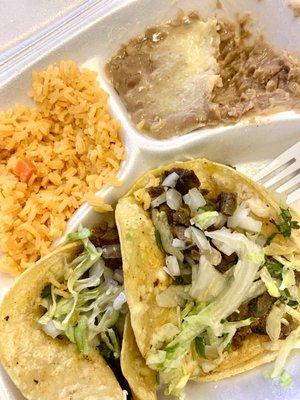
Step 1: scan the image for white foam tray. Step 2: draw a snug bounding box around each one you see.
[1,0,300,399]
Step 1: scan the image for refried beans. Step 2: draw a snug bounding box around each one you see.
[106,12,300,139]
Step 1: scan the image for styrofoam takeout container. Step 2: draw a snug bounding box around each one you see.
[1,0,300,399]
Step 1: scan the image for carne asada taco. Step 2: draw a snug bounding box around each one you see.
[0,224,128,400]
[115,158,300,397]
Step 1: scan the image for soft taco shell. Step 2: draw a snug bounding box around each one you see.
[121,314,157,400]
[115,158,300,383]
[0,242,124,400]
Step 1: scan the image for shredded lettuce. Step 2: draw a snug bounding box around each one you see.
[152,209,184,262]
[260,267,281,298]
[38,227,125,360]
[68,227,92,241]
[190,256,226,301]
[191,211,219,231]
[266,303,285,341]
[270,325,300,382]
[156,229,264,377]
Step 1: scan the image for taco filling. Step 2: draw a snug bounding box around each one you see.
[115,161,300,398]
[38,223,129,377]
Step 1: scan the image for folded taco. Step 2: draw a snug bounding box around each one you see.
[116,158,300,397]
[0,222,134,400]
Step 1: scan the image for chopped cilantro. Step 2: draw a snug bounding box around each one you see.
[264,257,283,277]
[195,337,206,358]
[198,204,216,212]
[154,229,163,252]
[279,288,298,308]
[287,299,299,308]
[271,208,300,238]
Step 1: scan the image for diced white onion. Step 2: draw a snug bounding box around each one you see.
[172,238,186,248]
[227,203,262,233]
[212,238,235,256]
[113,291,127,310]
[183,188,206,213]
[166,188,182,210]
[151,192,166,208]
[162,172,179,188]
[203,247,222,266]
[42,320,63,338]
[166,255,180,276]
[189,227,211,251]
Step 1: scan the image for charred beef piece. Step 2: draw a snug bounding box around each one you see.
[219,192,237,216]
[249,292,276,334]
[190,247,201,261]
[91,224,122,271]
[173,205,191,226]
[229,301,251,322]
[232,325,252,349]
[171,225,187,241]
[295,271,300,286]
[280,319,292,339]
[159,203,174,224]
[215,252,238,273]
[161,168,200,195]
[147,185,165,199]
[105,258,122,271]
[91,223,120,247]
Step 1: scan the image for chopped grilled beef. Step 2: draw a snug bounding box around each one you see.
[91,224,120,246]
[295,271,300,286]
[249,292,276,334]
[173,205,191,225]
[190,248,201,261]
[232,325,252,349]
[200,188,209,196]
[147,185,165,199]
[219,192,237,216]
[159,203,174,224]
[171,225,188,241]
[229,301,251,322]
[105,258,122,271]
[215,252,238,273]
[162,168,200,195]
[280,319,292,339]
[91,224,122,270]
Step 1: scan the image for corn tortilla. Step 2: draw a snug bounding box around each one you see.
[0,242,124,400]
[116,158,300,385]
